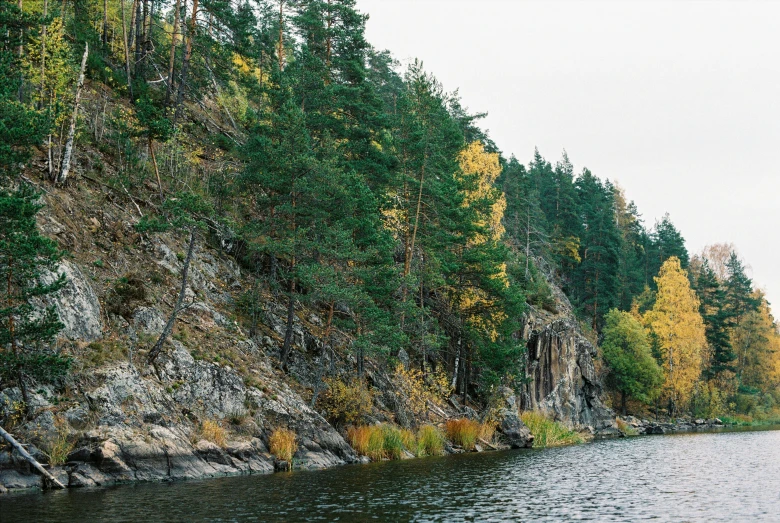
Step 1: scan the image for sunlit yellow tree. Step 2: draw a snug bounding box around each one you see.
[735,292,780,393]
[644,256,707,415]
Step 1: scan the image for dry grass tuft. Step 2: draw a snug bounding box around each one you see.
[417,424,445,456]
[616,418,638,436]
[269,428,298,462]
[400,428,417,456]
[347,425,382,460]
[40,421,76,466]
[445,418,480,451]
[348,424,417,461]
[478,422,497,444]
[200,420,227,448]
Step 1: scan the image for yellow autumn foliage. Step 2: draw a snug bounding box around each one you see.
[643,257,707,414]
[453,142,510,338]
[735,293,780,391]
[457,141,506,243]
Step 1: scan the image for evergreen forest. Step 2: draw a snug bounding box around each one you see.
[2,0,779,424]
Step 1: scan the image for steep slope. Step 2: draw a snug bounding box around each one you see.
[0,155,606,494]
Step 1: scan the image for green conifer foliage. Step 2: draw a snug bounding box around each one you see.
[0,184,69,397]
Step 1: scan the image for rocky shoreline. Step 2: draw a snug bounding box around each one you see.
[619,416,727,435]
[0,345,535,495]
[1,412,741,495]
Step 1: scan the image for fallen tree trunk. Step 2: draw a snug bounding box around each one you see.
[0,425,66,489]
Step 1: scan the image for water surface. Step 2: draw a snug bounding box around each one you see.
[3,428,780,522]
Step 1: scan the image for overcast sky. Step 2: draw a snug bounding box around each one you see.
[357,0,780,308]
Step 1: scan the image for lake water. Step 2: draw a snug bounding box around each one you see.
[2,427,780,522]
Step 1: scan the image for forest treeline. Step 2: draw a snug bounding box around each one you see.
[1,0,778,420]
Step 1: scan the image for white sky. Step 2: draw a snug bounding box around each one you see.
[357,0,780,308]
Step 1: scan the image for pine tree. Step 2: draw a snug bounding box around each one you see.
[724,251,762,385]
[570,170,621,329]
[0,1,47,181]
[646,214,689,286]
[451,140,525,395]
[0,184,69,403]
[692,259,735,377]
[613,186,646,311]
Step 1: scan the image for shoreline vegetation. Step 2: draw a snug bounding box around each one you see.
[7,414,780,496]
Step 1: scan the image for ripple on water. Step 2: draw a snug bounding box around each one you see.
[2,428,780,522]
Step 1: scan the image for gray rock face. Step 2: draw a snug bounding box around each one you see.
[0,470,41,490]
[42,261,103,341]
[132,307,166,335]
[519,307,614,431]
[496,387,534,448]
[0,338,357,492]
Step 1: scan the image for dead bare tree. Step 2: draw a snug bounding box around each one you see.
[147,228,196,364]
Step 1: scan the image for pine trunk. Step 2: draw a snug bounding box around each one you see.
[120,0,133,99]
[133,0,142,76]
[102,0,108,47]
[164,0,181,106]
[148,137,163,200]
[280,279,296,368]
[173,0,198,128]
[621,391,627,416]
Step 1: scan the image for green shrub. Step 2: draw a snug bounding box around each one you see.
[82,340,126,368]
[106,274,146,318]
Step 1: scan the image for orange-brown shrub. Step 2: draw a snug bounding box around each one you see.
[445,418,480,450]
[269,428,298,462]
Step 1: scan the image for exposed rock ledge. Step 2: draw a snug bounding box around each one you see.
[0,343,357,492]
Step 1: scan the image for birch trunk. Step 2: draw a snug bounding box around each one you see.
[0,425,66,489]
[57,42,88,184]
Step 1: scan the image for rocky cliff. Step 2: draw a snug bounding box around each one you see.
[519,287,615,434]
